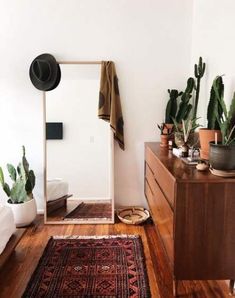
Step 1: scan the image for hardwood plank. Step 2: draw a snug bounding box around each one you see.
[0,216,232,297]
[0,229,26,269]
[0,216,159,298]
[145,178,174,265]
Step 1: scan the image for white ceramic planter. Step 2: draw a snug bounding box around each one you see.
[7,197,37,227]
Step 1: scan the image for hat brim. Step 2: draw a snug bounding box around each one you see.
[45,65,61,91]
[29,53,60,91]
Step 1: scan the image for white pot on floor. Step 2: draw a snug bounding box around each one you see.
[6,197,37,227]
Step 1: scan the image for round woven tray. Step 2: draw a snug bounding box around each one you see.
[117,207,150,225]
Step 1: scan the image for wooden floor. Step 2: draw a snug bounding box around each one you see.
[0,216,231,298]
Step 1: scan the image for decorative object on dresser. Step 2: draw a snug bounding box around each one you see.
[145,142,235,296]
[157,123,171,147]
[173,118,200,156]
[199,76,223,160]
[0,146,37,227]
[22,235,150,298]
[208,76,235,171]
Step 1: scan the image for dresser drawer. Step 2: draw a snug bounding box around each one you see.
[145,147,175,208]
[145,178,174,265]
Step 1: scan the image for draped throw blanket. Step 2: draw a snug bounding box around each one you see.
[98,61,125,150]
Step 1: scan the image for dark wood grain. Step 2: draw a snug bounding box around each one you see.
[0,216,232,298]
[0,229,26,269]
[145,142,235,183]
[47,194,72,214]
[146,146,175,207]
[145,142,235,296]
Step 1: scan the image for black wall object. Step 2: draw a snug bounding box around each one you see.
[46,122,63,140]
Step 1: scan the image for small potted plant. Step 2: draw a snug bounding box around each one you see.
[173,118,201,156]
[0,146,37,227]
[199,76,223,160]
[209,77,235,170]
[157,123,171,147]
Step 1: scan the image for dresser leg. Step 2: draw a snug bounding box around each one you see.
[173,279,178,297]
[229,280,234,295]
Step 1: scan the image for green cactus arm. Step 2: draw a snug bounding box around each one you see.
[10,180,27,203]
[3,183,11,197]
[0,167,11,197]
[193,57,206,119]
[207,76,224,129]
[165,99,173,123]
[194,57,206,78]
[183,104,193,120]
[185,77,195,94]
[228,92,235,123]
[176,100,191,123]
[7,164,17,182]
[213,76,227,120]
[165,89,181,123]
[0,167,5,186]
[25,170,36,194]
[22,146,29,177]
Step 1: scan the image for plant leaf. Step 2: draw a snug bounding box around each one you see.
[0,167,4,186]
[7,164,17,182]
[10,180,27,203]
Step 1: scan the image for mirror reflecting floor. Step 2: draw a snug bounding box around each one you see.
[46,199,112,222]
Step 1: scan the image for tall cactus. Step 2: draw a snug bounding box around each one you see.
[176,77,194,123]
[193,57,206,118]
[207,76,224,129]
[212,76,235,145]
[165,89,182,123]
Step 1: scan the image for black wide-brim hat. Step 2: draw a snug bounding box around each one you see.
[29,53,61,91]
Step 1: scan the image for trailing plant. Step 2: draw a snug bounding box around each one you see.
[213,76,235,145]
[165,89,183,124]
[207,76,224,129]
[175,77,195,123]
[0,146,36,204]
[193,56,206,119]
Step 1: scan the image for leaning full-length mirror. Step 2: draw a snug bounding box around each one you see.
[44,63,114,224]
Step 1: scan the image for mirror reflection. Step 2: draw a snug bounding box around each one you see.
[45,64,114,223]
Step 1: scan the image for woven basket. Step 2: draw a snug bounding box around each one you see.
[117,207,150,225]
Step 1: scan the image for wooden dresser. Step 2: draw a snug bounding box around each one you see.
[144,142,235,296]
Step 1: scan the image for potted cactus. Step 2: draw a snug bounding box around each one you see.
[199,76,223,160]
[0,146,37,227]
[175,77,194,124]
[209,77,235,170]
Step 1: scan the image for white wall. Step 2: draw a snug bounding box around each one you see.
[191,0,235,126]
[46,65,111,199]
[0,0,193,211]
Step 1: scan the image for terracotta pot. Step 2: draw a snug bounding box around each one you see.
[209,142,235,170]
[160,135,168,148]
[199,128,222,160]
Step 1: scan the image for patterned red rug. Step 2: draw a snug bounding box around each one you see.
[64,202,112,220]
[23,235,150,298]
